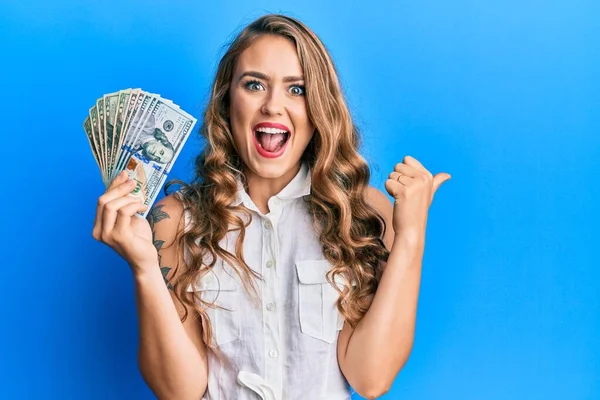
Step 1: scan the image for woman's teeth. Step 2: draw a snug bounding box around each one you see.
[255,127,288,134]
[254,127,290,152]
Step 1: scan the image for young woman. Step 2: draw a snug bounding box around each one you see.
[92,14,450,400]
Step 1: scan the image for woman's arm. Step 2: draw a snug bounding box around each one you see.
[134,195,208,400]
[337,186,425,399]
[93,173,208,399]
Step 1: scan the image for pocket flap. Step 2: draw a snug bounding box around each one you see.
[295,259,330,284]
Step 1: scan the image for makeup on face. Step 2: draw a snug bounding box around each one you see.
[252,121,291,158]
[228,35,315,186]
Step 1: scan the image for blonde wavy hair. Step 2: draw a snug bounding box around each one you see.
[166,14,390,350]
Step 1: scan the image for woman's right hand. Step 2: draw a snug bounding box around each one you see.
[92,171,158,274]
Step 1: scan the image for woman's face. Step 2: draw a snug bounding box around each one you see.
[228,34,315,181]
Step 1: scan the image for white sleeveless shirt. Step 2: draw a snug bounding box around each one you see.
[182,162,353,400]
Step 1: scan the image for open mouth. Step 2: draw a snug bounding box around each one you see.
[252,127,291,157]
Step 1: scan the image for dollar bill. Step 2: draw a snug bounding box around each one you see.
[114,93,159,176]
[104,92,120,179]
[83,116,102,172]
[111,89,144,182]
[112,89,140,181]
[85,89,197,213]
[89,105,107,186]
[122,98,196,215]
[110,89,132,180]
[96,97,107,180]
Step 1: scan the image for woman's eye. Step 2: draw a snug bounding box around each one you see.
[289,85,305,96]
[245,80,264,91]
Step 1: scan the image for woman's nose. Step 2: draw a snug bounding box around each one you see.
[261,90,284,116]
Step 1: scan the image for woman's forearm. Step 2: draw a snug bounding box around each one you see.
[343,233,425,395]
[134,265,207,400]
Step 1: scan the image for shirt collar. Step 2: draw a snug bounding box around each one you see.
[233,162,311,207]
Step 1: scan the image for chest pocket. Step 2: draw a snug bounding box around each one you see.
[295,259,345,344]
[196,265,241,347]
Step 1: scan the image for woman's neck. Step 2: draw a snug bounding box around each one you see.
[243,162,302,214]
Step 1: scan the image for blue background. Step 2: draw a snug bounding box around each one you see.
[1,0,598,399]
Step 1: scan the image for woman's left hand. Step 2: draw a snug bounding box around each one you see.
[384,155,451,241]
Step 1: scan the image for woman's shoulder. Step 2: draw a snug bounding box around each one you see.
[364,185,392,214]
[364,185,395,249]
[147,193,188,240]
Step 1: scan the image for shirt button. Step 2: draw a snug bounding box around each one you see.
[264,221,271,229]
[266,260,274,269]
[266,302,276,311]
[269,349,278,358]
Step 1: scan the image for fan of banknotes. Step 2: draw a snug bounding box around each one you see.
[83,89,197,216]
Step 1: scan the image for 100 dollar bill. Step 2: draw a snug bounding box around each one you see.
[121,99,196,216]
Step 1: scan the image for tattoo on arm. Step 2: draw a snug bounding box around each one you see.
[147,205,173,290]
[161,267,174,290]
[147,205,170,229]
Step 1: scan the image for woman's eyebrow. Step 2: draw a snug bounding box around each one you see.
[238,71,304,83]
